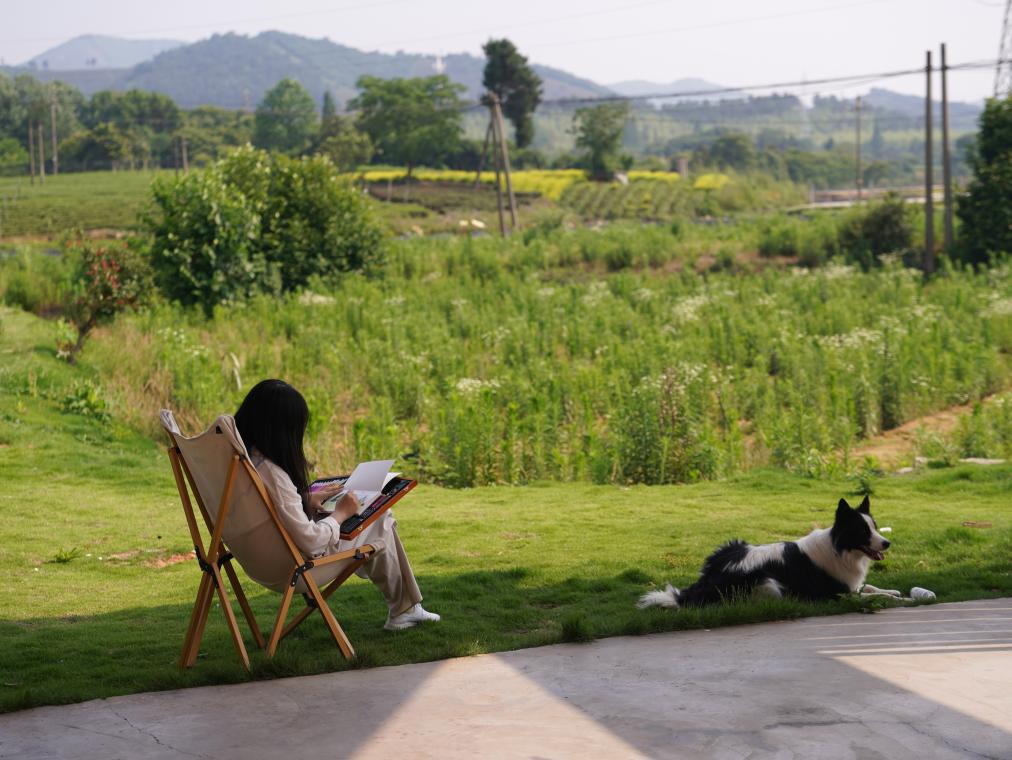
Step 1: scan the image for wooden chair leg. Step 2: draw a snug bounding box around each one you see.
[278,557,370,642]
[223,560,265,649]
[183,575,215,668]
[266,584,296,658]
[179,573,211,668]
[210,565,250,671]
[304,573,355,660]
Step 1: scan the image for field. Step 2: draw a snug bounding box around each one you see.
[0,170,167,238]
[2,306,1010,713]
[1,160,1010,714]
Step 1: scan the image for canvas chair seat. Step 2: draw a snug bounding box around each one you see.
[160,410,379,669]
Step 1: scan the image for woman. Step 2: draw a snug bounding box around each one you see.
[235,379,439,631]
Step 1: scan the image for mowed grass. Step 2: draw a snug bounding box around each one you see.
[1,306,1010,713]
[0,170,167,238]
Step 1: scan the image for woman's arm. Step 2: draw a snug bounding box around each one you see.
[258,458,343,557]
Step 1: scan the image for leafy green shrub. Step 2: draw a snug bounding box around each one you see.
[61,380,111,422]
[839,193,913,269]
[0,248,74,314]
[59,240,153,363]
[146,146,385,314]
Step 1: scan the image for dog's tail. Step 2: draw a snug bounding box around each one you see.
[636,583,681,609]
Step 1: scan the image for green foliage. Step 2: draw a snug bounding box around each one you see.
[253,78,319,155]
[838,193,914,269]
[957,96,1012,265]
[60,380,111,421]
[694,132,756,172]
[316,115,373,172]
[351,75,465,175]
[147,163,264,314]
[146,146,384,313]
[81,229,1011,487]
[0,247,73,314]
[482,39,543,149]
[59,240,154,363]
[573,103,629,181]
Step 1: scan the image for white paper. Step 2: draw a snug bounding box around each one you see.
[343,459,395,513]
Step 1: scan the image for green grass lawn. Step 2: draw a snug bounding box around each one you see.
[1,305,1010,714]
[0,170,168,238]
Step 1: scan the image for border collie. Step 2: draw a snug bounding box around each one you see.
[638,496,894,609]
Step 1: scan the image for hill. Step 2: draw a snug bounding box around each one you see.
[608,77,741,101]
[23,34,184,70]
[6,31,610,109]
[863,86,982,126]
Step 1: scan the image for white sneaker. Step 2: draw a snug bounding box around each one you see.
[384,604,441,631]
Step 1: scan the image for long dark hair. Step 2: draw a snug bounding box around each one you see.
[235,379,311,496]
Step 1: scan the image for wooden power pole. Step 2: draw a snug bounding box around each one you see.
[491,94,518,231]
[36,123,45,184]
[476,93,520,236]
[855,96,863,202]
[28,121,36,185]
[50,101,59,176]
[924,50,934,275]
[940,43,954,249]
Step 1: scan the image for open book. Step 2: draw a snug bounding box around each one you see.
[310,459,398,516]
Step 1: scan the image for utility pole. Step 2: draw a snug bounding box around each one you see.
[855,96,863,202]
[28,121,36,185]
[50,101,59,176]
[491,94,519,230]
[489,103,507,236]
[924,50,934,275]
[36,123,46,184]
[181,135,189,174]
[940,43,954,249]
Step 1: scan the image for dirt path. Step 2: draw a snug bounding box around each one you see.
[850,392,1004,469]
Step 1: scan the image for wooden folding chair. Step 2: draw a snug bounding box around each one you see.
[160,410,379,670]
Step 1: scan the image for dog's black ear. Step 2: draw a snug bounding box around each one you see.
[858,495,870,514]
[836,498,851,520]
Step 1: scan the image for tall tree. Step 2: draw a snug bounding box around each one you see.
[350,75,464,177]
[573,102,628,181]
[482,38,543,148]
[254,78,318,155]
[321,91,338,133]
[956,96,1012,265]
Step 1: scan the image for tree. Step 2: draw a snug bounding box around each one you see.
[59,240,153,363]
[350,75,464,177]
[956,96,1012,265]
[698,132,755,171]
[254,78,318,155]
[573,102,628,181]
[321,90,338,128]
[317,116,373,172]
[482,38,543,148]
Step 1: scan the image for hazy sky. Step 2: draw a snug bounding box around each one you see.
[0,0,1004,102]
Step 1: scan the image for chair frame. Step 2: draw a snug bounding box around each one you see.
[166,438,377,670]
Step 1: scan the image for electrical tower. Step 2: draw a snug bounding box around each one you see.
[996,0,1012,97]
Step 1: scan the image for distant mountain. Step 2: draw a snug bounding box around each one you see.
[6,31,610,109]
[608,78,733,99]
[863,87,981,127]
[23,34,184,71]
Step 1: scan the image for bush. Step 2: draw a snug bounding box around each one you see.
[146,146,385,313]
[839,193,913,269]
[59,240,154,363]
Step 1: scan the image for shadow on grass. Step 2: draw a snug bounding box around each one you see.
[4,555,1011,716]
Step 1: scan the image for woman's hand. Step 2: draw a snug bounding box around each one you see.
[306,483,345,515]
[306,485,360,522]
